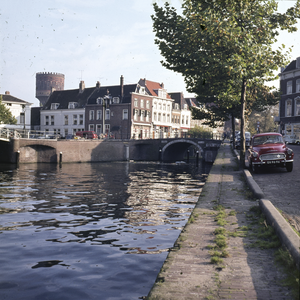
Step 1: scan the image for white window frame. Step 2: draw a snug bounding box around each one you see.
[105,109,110,120]
[286,99,292,117]
[287,81,293,94]
[296,79,300,93]
[295,97,300,116]
[89,110,94,121]
[64,115,68,125]
[51,103,59,110]
[123,109,128,120]
[97,110,102,120]
[73,114,78,125]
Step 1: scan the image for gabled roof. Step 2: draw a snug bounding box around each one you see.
[0,92,30,105]
[42,86,96,110]
[138,78,172,99]
[282,59,296,73]
[87,84,138,105]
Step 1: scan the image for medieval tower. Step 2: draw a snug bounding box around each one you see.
[36,72,65,106]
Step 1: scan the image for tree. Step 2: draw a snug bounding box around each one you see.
[0,96,17,125]
[152,0,300,168]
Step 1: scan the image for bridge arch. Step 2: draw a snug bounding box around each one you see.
[19,144,58,163]
[161,139,203,162]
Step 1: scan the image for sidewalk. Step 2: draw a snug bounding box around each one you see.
[146,142,295,300]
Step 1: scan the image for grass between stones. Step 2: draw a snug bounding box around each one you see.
[208,202,299,299]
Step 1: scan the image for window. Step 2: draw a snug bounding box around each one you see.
[184,104,188,110]
[113,97,120,104]
[158,102,162,110]
[79,115,83,125]
[97,110,102,120]
[123,109,128,120]
[167,114,170,123]
[51,103,59,110]
[51,115,54,126]
[45,115,49,126]
[96,97,103,105]
[20,112,25,124]
[89,124,94,131]
[296,79,300,93]
[286,99,292,117]
[64,129,68,137]
[295,97,300,116]
[89,110,94,121]
[54,129,57,135]
[96,124,102,135]
[68,102,78,109]
[146,111,150,122]
[140,110,144,121]
[182,117,184,124]
[134,109,138,121]
[105,109,110,120]
[167,104,170,111]
[105,124,110,134]
[287,81,293,94]
[64,115,68,125]
[186,116,189,125]
[141,99,144,108]
[154,112,157,121]
[175,103,179,110]
[153,102,157,109]
[158,113,161,122]
[163,104,166,111]
[163,113,166,122]
[73,115,78,125]
[146,100,150,109]
[134,99,138,107]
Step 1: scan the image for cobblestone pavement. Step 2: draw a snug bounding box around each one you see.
[146,143,294,300]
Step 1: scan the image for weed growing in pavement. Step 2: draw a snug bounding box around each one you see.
[274,248,300,300]
[245,205,299,299]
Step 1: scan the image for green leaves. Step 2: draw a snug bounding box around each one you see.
[0,97,17,125]
[152,0,299,127]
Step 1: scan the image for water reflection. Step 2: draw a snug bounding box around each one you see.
[0,161,210,300]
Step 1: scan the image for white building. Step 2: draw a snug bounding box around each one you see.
[0,91,32,130]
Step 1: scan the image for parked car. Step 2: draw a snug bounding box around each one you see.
[65,134,75,140]
[75,131,98,139]
[247,132,294,173]
[235,131,251,149]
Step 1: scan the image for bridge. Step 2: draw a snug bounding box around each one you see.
[0,136,222,164]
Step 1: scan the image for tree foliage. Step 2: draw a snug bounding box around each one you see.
[152,0,300,167]
[0,96,17,125]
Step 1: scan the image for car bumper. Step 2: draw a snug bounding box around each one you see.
[252,159,293,166]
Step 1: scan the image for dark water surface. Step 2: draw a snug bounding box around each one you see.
[0,162,210,300]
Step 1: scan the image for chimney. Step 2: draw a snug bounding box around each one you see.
[79,81,85,93]
[5,91,10,95]
[120,75,124,100]
[96,81,100,88]
[161,83,164,89]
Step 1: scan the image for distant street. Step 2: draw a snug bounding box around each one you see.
[251,144,300,232]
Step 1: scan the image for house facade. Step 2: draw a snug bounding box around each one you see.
[279,56,300,141]
[0,91,32,130]
[39,76,194,139]
[40,81,97,136]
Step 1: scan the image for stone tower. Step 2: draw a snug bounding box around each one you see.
[36,72,65,106]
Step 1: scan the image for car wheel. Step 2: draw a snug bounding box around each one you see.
[286,162,293,172]
[297,141,300,145]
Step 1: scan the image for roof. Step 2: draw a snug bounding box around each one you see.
[42,86,96,110]
[87,84,138,105]
[0,93,30,105]
[139,79,172,99]
[282,60,296,73]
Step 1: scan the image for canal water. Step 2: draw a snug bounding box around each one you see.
[0,161,211,300]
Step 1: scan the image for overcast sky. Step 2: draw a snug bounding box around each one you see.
[1,0,299,106]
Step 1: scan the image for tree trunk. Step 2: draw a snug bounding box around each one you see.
[239,78,247,170]
[231,112,236,149]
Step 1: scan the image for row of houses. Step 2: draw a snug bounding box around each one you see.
[279,56,300,142]
[1,76,195,139]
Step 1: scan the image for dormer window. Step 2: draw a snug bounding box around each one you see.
[113,97,120,104]
[96,97,103,105]
[140,87,146,94]
[51,103,59,110]
[68,102,78,109]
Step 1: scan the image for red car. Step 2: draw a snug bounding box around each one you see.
[247,132,294,173]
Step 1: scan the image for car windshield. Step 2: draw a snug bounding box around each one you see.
[253,135,284,146]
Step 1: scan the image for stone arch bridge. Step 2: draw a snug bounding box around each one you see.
[0,138,222,164]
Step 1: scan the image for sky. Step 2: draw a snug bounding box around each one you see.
[1,0,299,107]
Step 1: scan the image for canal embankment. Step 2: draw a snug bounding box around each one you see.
[146,142,300,300]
